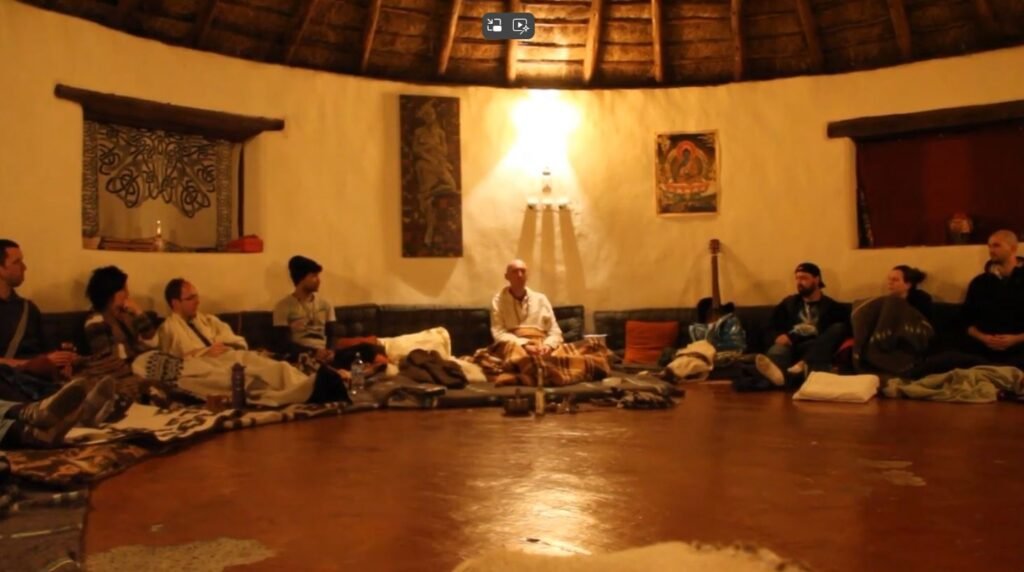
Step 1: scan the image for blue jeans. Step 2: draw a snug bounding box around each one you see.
[766,323,849,373]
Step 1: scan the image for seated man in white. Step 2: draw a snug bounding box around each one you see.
[491,259,564,355]
[149,278,347,406]
[158,279,247,358]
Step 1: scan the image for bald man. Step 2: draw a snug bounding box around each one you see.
[491,259,563,355]
[962,229,1024,365]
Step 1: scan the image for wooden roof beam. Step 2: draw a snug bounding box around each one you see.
[438,0,464,76]
[192,0,219,48]
[110,0,141,28]
[971,0,1002,39]
[284,0,322,65]
[651,0,664,83]
[887,0,913,61]
[583,0,604,84]
[730,0,743,80]
[795,0,823,72]
[361,0,384,72]
[507,0,522,84]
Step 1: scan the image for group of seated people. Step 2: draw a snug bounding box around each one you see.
[0,228,1022,449]
[688,229,1024,388]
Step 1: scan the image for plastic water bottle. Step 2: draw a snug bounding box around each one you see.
[351,353,366,393]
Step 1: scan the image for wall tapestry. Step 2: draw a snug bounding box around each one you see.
[655,131,720,216]
[399,95,463,257]
[82,120,237,251]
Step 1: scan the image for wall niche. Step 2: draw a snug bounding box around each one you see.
[56,84,284,253]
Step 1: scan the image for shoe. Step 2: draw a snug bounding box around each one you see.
[755,354,785,387]
[79,376,117,427]
[18,407,83,448]
[16,380,88,429]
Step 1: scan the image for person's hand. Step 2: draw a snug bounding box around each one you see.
[121,298,143,316]
[524,343,541,356]
[46,350,77,368]
[774,334,792,347]
[314,348,334,362]
[203,343,230,358]
[987,334,1022,352]
[537,344,552,356]
[289,318,309,332]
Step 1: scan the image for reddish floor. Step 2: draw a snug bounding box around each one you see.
[85,385,1024,571]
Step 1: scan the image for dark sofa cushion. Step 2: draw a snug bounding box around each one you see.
[554,305,584,343]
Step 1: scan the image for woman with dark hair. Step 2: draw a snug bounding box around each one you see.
[887,265,934,321]
[851,265,936,376]
[83,266,158,360]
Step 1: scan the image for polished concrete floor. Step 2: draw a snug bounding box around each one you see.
[85,384,1024,571]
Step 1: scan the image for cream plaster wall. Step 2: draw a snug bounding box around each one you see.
[2,1,1023,325]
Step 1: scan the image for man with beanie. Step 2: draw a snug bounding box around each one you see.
[755,262,850,386]
[273,255,337,360]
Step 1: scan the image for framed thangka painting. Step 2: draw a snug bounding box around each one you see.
[655,131,720,215]
[399,95,463,257]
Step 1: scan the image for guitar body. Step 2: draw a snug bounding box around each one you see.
[696,239,736,324]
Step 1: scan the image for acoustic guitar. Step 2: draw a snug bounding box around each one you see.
[696,238,736,323]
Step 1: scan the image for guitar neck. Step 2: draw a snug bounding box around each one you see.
[710,254,722,310]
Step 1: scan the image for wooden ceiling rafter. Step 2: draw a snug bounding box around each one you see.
[507,0,522,84]
[795,0,823,72]
[887,0,913,61]
[361,0,384,73]
[192,0,220,48]
[731,0,744,80]
[651,0,664,83]
[283,0,323,65]
[583,0,604,84]
[438,0,464,76]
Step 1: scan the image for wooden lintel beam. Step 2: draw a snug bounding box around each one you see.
[54,84,285,142]
[827,99,1024,140]
[507,0,522,84]
[795,0,823,72]
[284,0,322,65]
[887,0,913,61]
[192,0,219,48]
[730,0,743,81]
[651,0,664,83]
[583,0,603,84]
[111,0,142,28]
[438,0,464,76]
[361,0,384,72]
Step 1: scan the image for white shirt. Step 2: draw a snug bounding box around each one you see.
[159,312,249,358]
[491,287,563,348]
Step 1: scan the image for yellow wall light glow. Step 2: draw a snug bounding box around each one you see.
[508,90,581,176]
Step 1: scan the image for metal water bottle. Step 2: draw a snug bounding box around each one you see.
[231,362,246,410]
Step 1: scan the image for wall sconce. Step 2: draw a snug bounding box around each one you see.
[527,166,569,211]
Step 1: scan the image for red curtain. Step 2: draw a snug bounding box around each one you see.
[856,121,1024,248]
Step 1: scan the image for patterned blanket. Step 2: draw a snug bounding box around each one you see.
[471,339,612,387]
[3,401,355,486]
[852,295,933,375]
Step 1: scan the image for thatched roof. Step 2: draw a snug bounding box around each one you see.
[19,0,1024,88]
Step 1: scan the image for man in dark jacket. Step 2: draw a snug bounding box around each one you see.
[961,229,1024,367]
[756,262,850,385]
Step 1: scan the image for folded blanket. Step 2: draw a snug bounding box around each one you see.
[852,295,933,375]
[471,338,612,387]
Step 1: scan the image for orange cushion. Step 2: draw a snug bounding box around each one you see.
[624,321,679,364]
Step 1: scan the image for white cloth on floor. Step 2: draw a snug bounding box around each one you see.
[793,371,880,403]
[665,340,716,382]
[133,350,315,407]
